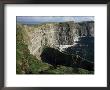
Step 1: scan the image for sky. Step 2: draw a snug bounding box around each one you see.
[17,16,94,24]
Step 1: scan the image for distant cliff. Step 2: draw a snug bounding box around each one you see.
[17,21,94,60]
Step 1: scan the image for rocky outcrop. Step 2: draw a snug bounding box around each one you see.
[17,21,94,60]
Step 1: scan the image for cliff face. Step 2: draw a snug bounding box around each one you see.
[18,21,94,60]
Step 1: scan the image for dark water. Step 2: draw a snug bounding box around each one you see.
[65,36,94,63]
[40,36,94,71]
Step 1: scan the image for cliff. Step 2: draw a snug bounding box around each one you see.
[17,21,94,60]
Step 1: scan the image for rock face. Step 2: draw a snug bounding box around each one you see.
[18,21,94,60]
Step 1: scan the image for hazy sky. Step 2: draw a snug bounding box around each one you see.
[17,16,94,24]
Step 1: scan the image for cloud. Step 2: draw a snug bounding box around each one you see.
[74,16,94,22]
[63,17,75,21]
[17,16,94,24]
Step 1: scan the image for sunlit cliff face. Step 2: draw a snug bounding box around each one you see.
[17,21,94,60]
